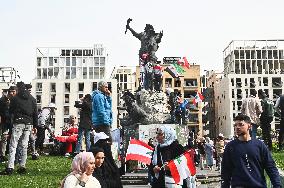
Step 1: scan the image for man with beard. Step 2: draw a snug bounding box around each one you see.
[221,114,281,188]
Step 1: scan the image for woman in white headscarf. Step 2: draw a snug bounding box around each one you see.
[61,152,101,188]
[149,125,187,188]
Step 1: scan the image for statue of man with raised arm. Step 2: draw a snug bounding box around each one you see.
[126,18,163,63]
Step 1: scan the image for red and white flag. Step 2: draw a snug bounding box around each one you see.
[177,57,190,69]
[126,139,154,165]
[167,152,196,185]
[193,91,204,105]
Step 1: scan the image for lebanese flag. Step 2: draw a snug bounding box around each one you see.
[126,139,154,165]
[167,152,196,185]
[177,57,190,69]
[193,91,204,105]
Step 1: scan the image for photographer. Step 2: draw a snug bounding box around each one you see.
[74,94,92,153]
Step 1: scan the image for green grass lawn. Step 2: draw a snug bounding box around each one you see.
[272,151,284,171]
[0,155,72,188]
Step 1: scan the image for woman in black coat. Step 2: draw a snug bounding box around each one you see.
[93,135,123,188]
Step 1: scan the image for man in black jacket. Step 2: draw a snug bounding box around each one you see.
[74,94,92,153]
[1,82,37,175]
[0,86,17,162]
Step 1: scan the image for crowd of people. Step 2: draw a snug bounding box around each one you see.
[0,80,124,188]
[1,79,284,187]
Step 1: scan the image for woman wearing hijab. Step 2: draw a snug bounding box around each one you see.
[91,147,107,188]
[149,125,187,188]
[61,152,101,188]
[93,132,123,188]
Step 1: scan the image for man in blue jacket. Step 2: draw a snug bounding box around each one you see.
[92,81,112,141]
[221,114,281,188]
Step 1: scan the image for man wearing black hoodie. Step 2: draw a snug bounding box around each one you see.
[1,82,38,175]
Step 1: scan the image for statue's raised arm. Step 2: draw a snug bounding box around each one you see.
[125,18,141,40]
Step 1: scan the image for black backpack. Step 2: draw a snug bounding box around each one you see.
[262,98,275,117]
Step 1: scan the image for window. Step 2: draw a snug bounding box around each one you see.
[263,77,268,86]
[89,67,93,79]
[94,57,99,66]
[65,83,70,92]
[78,83,84,92]
[54,67,59,78]
[174,78,181,87]
[36,95,41,103]
[48,68,53,78]
[184,79,197,87]
[37,69,41,79]
[50,83,56,92]
[43,68,47,79]
[100,57,105,66]
[65,94,69,104]
[66,67,70,79]
[49,57,53,66]
[36,83,42,91]
[100,67,105,79]
[64,106,69,116]
[72,57,76,66]
[66,57,70,66]
[71,67,76,79]
[165,78,172,87]
[94,67,99,79]
[92,82,98,90]
[78,94,84,99]
[50,94,56,104]
[83,67,87,79]
[231,78,234,86]
[37,57,41,66]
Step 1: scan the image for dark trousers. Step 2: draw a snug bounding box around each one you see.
[94,125,112,143]
[154,75,162,92]
[260,116,273,150]
[35,127,45,151]
[279,119,284,149]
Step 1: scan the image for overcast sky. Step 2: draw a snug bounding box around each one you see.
[1,0,284,82]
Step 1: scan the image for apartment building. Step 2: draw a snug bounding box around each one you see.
[31,45,117,134]
[135,57,203,134]
[216,40,284,138]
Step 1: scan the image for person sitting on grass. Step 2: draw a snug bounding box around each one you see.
[62,115,78,157]
[61,152,101,188]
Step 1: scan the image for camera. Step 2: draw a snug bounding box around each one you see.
[74,101,81,108]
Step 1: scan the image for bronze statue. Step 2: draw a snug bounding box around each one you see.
[125,19,163,90]
[125,18,163,63]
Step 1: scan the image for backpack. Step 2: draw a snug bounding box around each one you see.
[262,98,275,117]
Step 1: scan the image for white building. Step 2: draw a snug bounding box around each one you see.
[216,40,284,138]
[32,45,118,134]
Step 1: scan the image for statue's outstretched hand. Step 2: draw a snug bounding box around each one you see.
[160,30,163,36]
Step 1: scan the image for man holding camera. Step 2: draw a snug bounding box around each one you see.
[92,81,112,142]
[74,94,92,153]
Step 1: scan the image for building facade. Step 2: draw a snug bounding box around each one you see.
[216,40,284,138]
[32,45,117,134]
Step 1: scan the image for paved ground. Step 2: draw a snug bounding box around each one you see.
[123,166,221,188]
